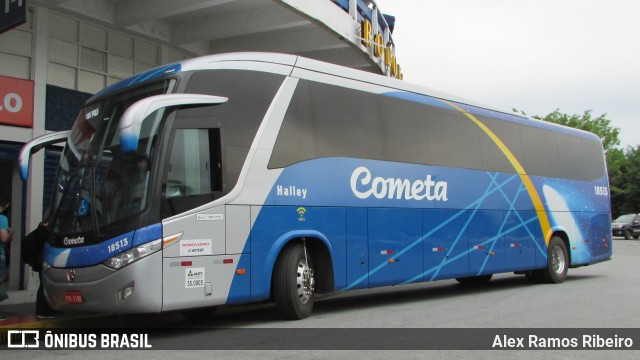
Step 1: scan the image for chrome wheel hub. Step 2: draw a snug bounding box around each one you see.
[551,245,566,274]
[296,260,315,304]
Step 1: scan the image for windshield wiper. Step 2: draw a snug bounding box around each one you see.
[52,170,79,235]
[90,166,101,237]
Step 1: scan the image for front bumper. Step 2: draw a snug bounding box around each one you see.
[42,250,162,314]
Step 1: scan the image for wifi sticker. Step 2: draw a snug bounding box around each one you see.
[297,207,307,222]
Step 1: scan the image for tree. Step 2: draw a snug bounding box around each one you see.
[535,110,620,153]
[606,148,627,217]
[618,146,640,215]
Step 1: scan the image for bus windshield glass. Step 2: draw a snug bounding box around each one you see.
[51,80,175,239]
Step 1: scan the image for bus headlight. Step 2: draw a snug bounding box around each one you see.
[103,239,162,269]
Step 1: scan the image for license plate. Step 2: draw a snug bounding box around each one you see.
[64,290,84,304]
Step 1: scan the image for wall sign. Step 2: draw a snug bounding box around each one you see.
[0,75,34,128]
[0,0,26,35]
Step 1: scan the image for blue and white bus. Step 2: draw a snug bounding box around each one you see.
[20,52,612,319]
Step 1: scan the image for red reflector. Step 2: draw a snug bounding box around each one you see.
[474,245,483,250]
[223,259,234,264]
[64,290,84,304]
[181,261,192,266]
[432,247,443,252]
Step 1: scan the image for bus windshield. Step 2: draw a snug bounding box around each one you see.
[51,80,175,239]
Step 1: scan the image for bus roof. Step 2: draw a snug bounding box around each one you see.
[90,52,601,144]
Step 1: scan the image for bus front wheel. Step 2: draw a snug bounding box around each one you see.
[273,243,315,320]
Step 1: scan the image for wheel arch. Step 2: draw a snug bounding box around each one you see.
[551,230,572,265]
[263,230,335,299]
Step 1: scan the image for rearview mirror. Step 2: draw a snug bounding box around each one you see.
[19,131,71,180]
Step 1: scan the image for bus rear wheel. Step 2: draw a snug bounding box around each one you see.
[534,236,568,283]
[273,243,315,320]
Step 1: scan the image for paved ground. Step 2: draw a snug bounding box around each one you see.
[1,238,639,359]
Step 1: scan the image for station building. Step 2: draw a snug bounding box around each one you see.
[0,0,398,303]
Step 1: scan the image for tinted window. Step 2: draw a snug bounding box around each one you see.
[519,126,560,177]
[270,80,605,181]
[580,137,606,179]
[182,70,284,191]
[272,81,486,170]
[162,128,222,216]
[361,93,430,165]
[481,118,606,181]
[477,116,524,174]
[269,81,365,168]
[556,132,588,180]
[425,106,483,170]
[166,128,222,198]
[556,133,605,180]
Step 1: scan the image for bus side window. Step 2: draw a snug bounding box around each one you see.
[162,128,222,217]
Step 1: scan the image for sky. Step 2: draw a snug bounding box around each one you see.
[374,0,640,148]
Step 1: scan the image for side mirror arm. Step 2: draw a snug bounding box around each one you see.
[19,131,71,180]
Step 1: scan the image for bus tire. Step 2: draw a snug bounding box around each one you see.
[273,243,315,320]
[538,236,569,283]
[455,274,493,285]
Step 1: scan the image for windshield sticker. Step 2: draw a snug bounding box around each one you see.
[77,198,90,217]
[196,214,224,221]
[84,107,100,120]
[180,239,213,256]
[185,268,205,288]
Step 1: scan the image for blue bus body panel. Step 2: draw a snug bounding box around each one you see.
[44,230,135,268]
[249,206,346,301]
[346,207,368,290]
[422,209,470,281]
[246,156,610,297]
[44,224,162,268]
[503,210,538,271]
[367,208,423,287]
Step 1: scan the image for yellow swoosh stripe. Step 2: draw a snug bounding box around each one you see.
[442,100,552,245]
